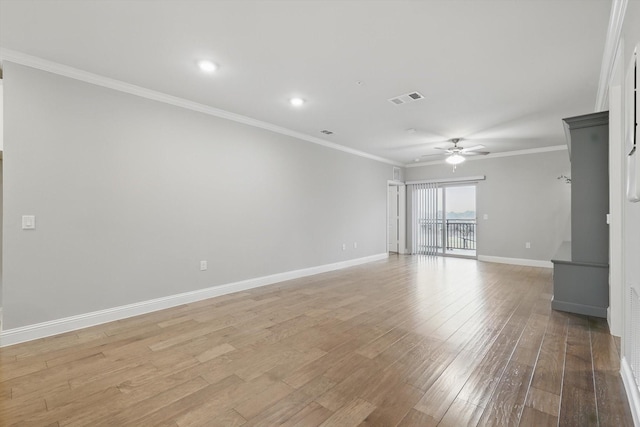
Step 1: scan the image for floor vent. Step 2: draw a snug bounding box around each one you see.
[388,91,424,105]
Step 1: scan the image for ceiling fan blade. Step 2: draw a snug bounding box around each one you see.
[432,146,451,151]
[462,151,490,156]
[460,144,486,152]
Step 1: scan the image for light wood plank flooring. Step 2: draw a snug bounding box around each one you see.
[0,255,634,426]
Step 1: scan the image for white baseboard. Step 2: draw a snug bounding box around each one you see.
[0,253,388,347]
[477,255,553,269]
[607,307,620,337]
[621,356,640,426]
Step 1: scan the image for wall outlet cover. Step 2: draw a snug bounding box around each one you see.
[22,215,36,230]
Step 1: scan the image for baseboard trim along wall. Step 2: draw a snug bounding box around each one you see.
[621,356,640,426]
[477,255,553,269]
[550,297,608,318]
[0,253,388,347]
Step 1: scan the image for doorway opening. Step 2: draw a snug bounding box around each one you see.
[410,183,477,258]
[387,183,406,254]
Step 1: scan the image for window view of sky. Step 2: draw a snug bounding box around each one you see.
[446,186,476,214]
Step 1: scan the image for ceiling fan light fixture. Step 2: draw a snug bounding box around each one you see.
[446,154,465,165]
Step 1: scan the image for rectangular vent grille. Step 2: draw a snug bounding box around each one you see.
[320,130,334,135]
[388,91,424,106]
[632,286,640,388]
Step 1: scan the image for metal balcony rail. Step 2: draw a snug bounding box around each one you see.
[417,218,476,251]
[445,219,476,250]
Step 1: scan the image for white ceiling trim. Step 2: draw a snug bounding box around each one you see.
[0,48,402,167]
[405,145,568,168]
[595,0,628,111]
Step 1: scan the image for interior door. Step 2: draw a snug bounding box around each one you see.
[388,186,399,253]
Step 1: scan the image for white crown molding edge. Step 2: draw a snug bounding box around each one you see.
[405,145,568,168]
[477,255,553,269]
[0,252,388,347]
[621,356,640,426]
[0,48,402,167]
[595,0,628,111]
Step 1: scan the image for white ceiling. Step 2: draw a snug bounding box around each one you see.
[0,0,612,165]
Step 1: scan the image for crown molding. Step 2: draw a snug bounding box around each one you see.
[563,111,609,130]
[0,48,402,167]
[595,0,628,111]
[405,145,567,168]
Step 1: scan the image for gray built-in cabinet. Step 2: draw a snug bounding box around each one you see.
[552,111,609,318]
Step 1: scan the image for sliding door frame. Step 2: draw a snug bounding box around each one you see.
[407,175,485,259]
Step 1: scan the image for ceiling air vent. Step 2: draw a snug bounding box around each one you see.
[320,130,334,135]
[388,91,424,105]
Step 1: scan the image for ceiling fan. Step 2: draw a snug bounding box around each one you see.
[425,138,490,164]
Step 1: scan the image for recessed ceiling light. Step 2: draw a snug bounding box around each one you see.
[197,60,218,73]
[290,97,305,107]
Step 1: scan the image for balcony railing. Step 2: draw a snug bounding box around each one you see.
[417,218,476,252]
[445,219,476,250]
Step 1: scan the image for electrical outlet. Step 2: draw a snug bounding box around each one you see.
[22,215,36,230]
[353,242,358,249]
[200,260,207,271]
[525,242,531,249]
[342,243,346,251]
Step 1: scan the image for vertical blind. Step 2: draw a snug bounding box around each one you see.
[410,182,440,255]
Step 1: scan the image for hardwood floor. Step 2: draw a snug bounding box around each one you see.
[0,255,634,426]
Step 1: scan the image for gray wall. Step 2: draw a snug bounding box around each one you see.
[0,158,3,310]
[405,150,571,262]
[0,82,3,311]
[2,62,393,329]
[566,114,609,264]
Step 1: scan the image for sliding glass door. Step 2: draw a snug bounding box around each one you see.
[411,183,476,257]
[443,185,476,256]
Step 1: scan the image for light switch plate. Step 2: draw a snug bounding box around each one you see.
[22,215,36,230]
